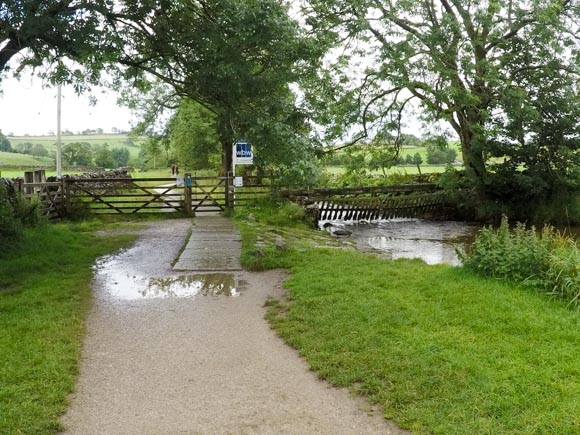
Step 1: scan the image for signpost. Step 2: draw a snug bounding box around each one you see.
[231,140,253,207]
[234,141,253,165]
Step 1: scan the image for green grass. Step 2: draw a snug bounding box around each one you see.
[266,249,580,434]
[0,222,138,434]
[0,151,54,167]
[8,134,144,159]
[323,164,451,176]
[234,204,580,434]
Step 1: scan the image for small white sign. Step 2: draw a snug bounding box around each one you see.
[234,141,253,165]
[234,176,243,187]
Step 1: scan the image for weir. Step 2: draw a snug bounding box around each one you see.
[281,184,453,224]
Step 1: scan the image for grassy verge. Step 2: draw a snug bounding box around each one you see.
[0,222,138,434]
[235,205,580,434]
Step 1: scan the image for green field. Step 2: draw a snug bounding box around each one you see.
[0,150,54,168]
[7,134,144,159]
[323,164,452,176]
[323,143,463,176]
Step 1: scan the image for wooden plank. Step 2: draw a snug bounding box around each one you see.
[280,183,437,198]
[72,193,183,198]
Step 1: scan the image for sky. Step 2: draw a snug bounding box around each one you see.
[0,73,136,136]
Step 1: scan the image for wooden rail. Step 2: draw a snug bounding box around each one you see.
[281,183,437,199]
[13,172,272,217]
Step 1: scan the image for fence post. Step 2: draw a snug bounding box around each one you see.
[226,171,234,209]
[24,171,33,195]
[184,173,192,216]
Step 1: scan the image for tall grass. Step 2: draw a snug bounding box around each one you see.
[460,217,580,306]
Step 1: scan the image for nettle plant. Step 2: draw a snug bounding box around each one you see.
[460,217,580,307]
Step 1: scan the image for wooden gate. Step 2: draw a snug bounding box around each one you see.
[15,174,273,216]
[189,177,227,213]
[67,177,185,214]
[14,174,272,217]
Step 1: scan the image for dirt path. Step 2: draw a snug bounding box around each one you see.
[61,219,405,434]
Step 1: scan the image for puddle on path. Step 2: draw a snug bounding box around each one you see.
[93,254,241,300]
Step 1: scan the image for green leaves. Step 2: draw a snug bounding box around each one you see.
[303,0,580,212]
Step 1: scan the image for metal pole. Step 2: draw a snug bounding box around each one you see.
[56,84,62,178]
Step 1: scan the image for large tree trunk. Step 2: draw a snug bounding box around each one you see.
[457,114,488,192]
[217,114,234,177]
[221,138,233,177]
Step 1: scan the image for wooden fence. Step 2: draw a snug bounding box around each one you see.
[14,172,271,217]
[13,171,453,222]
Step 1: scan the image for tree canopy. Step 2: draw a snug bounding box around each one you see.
[303,0,580,194]
[118,0,322,175]
[0,131,12,152]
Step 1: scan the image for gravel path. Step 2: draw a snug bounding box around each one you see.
[60,219,405,434]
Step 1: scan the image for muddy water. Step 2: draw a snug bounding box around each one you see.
[325,219,482,266]
[92,249,241,300]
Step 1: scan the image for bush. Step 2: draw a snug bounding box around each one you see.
[460,216,580,306]
[0,182,22,243]
[426,140,457,164]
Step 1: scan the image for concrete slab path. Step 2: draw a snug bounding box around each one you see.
[173,216,242,272]
[60,218,406,434]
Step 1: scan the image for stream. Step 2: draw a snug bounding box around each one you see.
[323,218,580,266]
[324,218,482,266]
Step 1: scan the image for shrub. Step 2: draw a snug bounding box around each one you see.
[460,216,580,306]
[0,182,22,243]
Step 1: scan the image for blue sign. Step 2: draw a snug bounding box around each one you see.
[234,141,253,165]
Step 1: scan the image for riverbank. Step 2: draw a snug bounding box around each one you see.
[234,204,580,434]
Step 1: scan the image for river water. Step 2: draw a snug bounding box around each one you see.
[324,219,482,266]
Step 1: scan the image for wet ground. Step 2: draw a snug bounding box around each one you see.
[323,218,482,266]
[61,217,405,434]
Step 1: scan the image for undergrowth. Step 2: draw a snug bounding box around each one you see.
[459,216,580,307]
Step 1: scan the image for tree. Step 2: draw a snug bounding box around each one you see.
[111,147,130,168]
[168,99,221,171]
[62,142,93,166]
[412,152,423,166]
[31,144,48,157]
[0,2,156,88]
[401,134,423,148]
[304,0,579,193]
[425,138,457,165]
[140,137,165,170]
[15,142,33,154]
[0,131,12,152]
[94,147,115,169]
[120,0,321,176]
